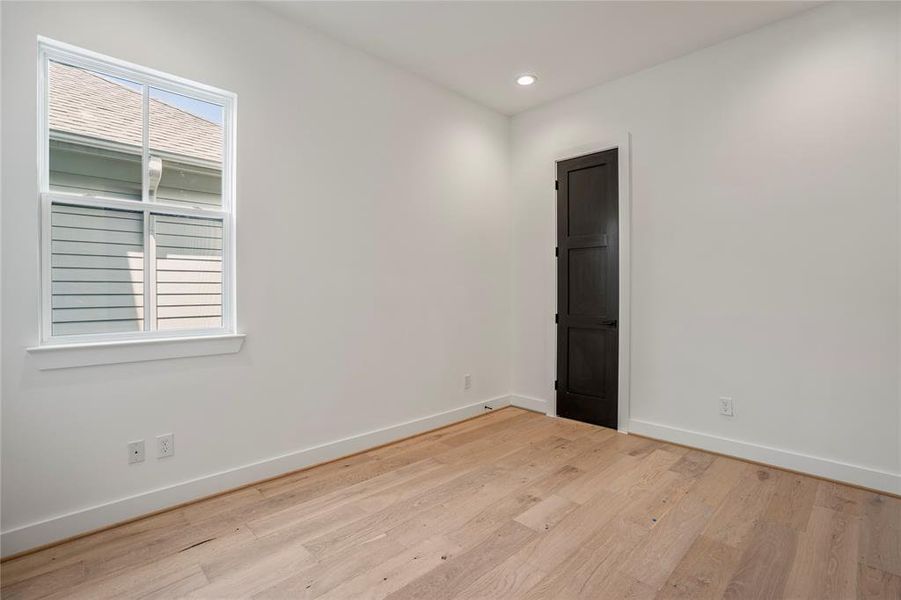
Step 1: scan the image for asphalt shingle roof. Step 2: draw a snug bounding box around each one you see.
[49,61,223,164]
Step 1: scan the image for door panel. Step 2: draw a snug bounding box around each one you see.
[556,149,619,428]
[567,327,616,397]
[568,246,610,316]
[567,165,610,236]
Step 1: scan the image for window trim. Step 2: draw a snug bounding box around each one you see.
[36,37,238,346]
[27,334,246,370]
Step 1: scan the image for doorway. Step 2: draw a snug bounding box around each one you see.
[555,148,619,428]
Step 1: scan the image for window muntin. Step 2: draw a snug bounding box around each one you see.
[39,39,236,344]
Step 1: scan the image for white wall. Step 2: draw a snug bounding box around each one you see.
[510,2,901,492]
[1,1,511,554]
[897,2,901,478]
[896,0,901,491]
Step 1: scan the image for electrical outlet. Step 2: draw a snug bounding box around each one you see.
[157,433,174,459]
[128,440,145,464]
[464,374,472,390]
[719,397,734,417]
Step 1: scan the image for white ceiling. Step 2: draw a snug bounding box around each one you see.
[266,1,821,115]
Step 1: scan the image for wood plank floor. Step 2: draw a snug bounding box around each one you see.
[2,407,899,599]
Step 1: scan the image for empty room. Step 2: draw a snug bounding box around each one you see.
[1,1,899,598]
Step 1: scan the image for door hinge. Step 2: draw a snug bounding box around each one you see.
[555,313,559,324]
[555,180,559,191]
[555,247,558,257]
[554,380,558,390]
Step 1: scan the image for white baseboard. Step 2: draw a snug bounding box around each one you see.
[508,394,549,414]
[629,418,900,495]
[0,395,514,558]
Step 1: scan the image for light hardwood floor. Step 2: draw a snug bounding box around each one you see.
[2,407,899,599]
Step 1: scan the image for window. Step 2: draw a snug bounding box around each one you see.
[37,39,236,344]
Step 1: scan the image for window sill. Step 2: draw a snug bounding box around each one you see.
[26,334,245,370]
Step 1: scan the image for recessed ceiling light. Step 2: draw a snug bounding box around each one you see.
[516,74,537,86]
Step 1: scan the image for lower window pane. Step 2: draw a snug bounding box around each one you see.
[153,213,223,331]
[51,204,144,336]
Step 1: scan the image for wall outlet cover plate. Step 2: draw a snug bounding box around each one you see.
[157,433,175,459]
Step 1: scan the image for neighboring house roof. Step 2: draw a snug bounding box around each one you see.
[49,61,222,164]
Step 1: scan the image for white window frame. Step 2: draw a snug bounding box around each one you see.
[36,37,238,346]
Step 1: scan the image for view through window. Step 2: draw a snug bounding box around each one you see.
[40,41,236,342]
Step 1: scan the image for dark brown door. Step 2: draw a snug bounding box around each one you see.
[556,149,619,428]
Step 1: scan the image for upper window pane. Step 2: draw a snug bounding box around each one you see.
[48,61,143,199]
[149,87,223,208]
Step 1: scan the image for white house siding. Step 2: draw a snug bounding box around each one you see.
[51,204,144,335]
[49,140,143,200]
